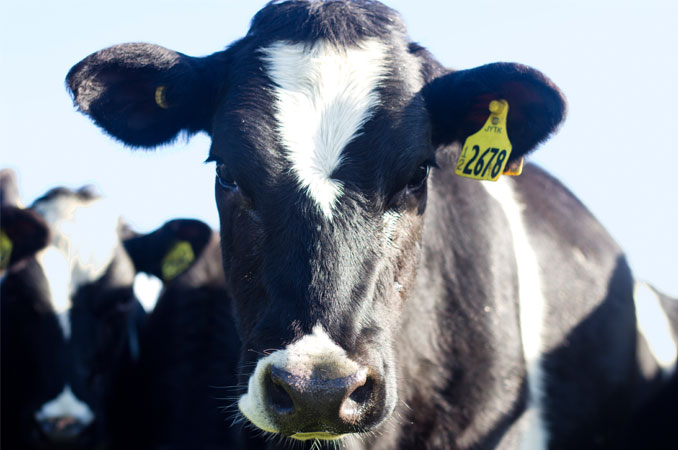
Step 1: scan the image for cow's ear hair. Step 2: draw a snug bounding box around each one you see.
[422,62,566,162]
[124,219,212,280]
[66,43,227,148]
[1,206,50,270]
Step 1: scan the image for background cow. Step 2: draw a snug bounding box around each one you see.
[120,218,262,449]
[66,1,677,449]
[1,185,145,449]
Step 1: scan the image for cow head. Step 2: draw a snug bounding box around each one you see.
[66,0,565,442]
[1,187,143,448]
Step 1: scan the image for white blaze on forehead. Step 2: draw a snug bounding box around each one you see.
[261,39,389,219]
[239,325,360,433]
[635,281,677,376]
[34,385,95,426]
[36,247,72,338]
[33,194,120,288]
[482,178,549,450]
[33,194,121,339]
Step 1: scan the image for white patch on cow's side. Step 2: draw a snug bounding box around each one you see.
[239,324,361,434]
[634,281,677,376]
[482,178,549,450]
[133,273,164,312]
[34,385,95,426]
[261,39,388,219]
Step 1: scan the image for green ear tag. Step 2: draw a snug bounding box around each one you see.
[455,99,514,181]
[0,230,13,271]
[161,240,195,281]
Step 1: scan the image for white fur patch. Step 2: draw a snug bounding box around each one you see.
[482,178,549,450]
[635,282,677,376]
[239,325,360,434]
[261,39,388,219]
[34,385,95,426]
[133,273,164,312]
[33,194,120,339]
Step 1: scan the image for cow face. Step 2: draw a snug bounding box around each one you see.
[66,0,565,442]
[1,188,142,448]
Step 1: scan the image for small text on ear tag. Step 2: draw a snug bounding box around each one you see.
[161,240,194,281]
[455,99,513,181]
[0,230,13,270]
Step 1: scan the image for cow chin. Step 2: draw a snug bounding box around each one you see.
[238,325,396,440]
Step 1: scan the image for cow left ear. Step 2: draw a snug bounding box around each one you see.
[66,43,227,148]
[422,62,566,162]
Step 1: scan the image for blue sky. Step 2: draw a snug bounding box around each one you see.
[2,0,676,295]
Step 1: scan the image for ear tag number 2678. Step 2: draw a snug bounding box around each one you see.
[455,99,521,182]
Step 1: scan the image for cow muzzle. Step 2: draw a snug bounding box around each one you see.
[37,415,91,443]
[238,325,386,439]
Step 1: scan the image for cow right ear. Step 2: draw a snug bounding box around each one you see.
[124,219,212,282]
[1,206,50,270]
[66,43,227,148]
[422,62,566,164]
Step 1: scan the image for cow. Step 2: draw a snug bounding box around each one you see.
[1,186,145,449]
[65,1,677,448]
[121,218,262,449]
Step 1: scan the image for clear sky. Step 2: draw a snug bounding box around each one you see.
[2,0,676,296]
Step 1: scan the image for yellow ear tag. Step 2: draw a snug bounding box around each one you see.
[155,86,169,109]
[161,240,194,282]
[0,230,13,271]
[455,99,514,181]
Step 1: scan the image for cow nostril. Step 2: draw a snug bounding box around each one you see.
[348,376,373,405]
[266,369,295,415]
[340,374,375,422]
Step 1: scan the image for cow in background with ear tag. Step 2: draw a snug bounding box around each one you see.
[122,219,264,450]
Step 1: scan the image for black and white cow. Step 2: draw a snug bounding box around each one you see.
[66,1,677,448]
[120,218,260,449]
[1,186,145,449]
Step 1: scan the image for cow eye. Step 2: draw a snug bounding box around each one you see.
[216,164,238,191]
[406,163,430,192]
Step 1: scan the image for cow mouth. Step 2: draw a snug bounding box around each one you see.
[290,431,345,441]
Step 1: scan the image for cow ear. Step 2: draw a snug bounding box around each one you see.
[422,62,566,162]
[0,169,21,208]
[66,43,227,148]
[1,206,50,270]
[124,219,212,281]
